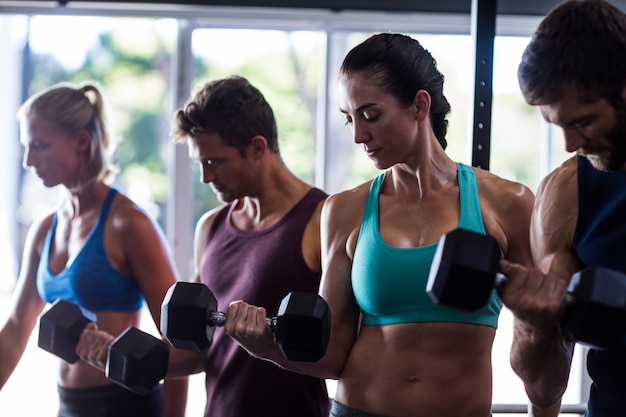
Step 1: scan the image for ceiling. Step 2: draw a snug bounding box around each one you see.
[7,0,626,16]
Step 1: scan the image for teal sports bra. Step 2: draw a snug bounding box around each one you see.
[351,163,502,327]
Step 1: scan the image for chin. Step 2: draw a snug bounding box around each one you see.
[371,158,392,171]
[585,152,626,172]
[40,178,57,188]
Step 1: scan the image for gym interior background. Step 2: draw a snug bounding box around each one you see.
[2,0,624,415]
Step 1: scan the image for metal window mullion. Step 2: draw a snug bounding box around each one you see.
[166,19,194,282]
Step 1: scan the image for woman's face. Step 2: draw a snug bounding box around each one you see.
[21,113,85,188]
[338,73,419,170]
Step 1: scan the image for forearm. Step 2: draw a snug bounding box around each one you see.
[166,348,206,377]
[0,350,23,390]
[0,325,29,389]
[162,376,188,417]
[510,319,574,408]
[238,335,346,381]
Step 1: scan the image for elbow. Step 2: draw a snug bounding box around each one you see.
[526,384,567,410]
[167,349,206,377]
[315,351,349,380]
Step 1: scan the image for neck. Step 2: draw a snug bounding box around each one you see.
[64,182,106,218]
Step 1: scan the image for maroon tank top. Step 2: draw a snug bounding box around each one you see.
[200,187,330,417]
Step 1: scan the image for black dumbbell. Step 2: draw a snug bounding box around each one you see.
[426,227,626,350]
[160,282,331,362]
[38,299,169,395]
[562,266,626,350]
[426,227,504,312]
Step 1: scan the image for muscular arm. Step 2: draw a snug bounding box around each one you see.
[79,206,219,379]
[111,201,190,417]
[507,158,581,412]
[165,209,220,377]
[477,171,535,268]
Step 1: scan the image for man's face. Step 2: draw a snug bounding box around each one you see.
[539,84,626,171]
[601,99,626,171]
[187,132,255,203]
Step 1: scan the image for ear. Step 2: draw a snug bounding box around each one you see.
[75,130,91,153]
[248,135,268,160]
[412,90,431,123]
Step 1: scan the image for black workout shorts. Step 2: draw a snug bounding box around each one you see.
[57,382,163,417]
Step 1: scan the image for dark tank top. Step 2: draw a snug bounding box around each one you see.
[572,155,626,417]
[199,187,330,417]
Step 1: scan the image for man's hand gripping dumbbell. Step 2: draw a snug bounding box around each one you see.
[426,228,626,350]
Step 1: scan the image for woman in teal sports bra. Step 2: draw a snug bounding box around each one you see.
[225,33,535,417]
[0,82,188,417]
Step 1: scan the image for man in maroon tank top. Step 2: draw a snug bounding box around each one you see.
[169,76,330,417]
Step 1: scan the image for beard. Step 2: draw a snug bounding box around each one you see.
[585,101,626,171]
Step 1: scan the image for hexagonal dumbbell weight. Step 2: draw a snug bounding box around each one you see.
[38,299,96,364]
[427,228,626,350]
[426,227,504,312]
[106,327,169,395]
[161,282,330,361]
[562,266,626,350]
[38,299,168,395]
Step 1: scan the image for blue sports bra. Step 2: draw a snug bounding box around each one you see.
[351,163,501,327]
[36,189,143,311]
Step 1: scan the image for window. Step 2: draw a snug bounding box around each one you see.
[0,6,584,416]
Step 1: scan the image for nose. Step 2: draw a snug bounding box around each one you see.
[200,164,216,184]
[352,120,369,145]
[22,147,34,169]
[562,127,587,153]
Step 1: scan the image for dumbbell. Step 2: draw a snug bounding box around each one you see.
[426,227,504,312]
[426,227,626,350]
[561,267,626,350]
[38,299,169,395]
[160,282,331,361]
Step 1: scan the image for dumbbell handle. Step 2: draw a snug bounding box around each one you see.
[208,311,277,328]
[494,272,507,287]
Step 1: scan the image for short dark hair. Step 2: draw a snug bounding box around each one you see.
[339,33,451,150]
[519,0,626,107]
[171,75,279,155]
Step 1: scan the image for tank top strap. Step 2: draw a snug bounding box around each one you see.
[49,212,59,234]
[40,213,58,269]
[363,172,385,227]
[97,188,119,226]
[456,163,486,234]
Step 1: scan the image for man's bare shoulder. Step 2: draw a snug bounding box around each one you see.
[195,203,229,237]
[537,156,578,199]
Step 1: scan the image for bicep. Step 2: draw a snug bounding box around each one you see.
[478,174,534,268]
[319,198,361,367]
[530,181,581,281]
[191,212,215,284]
[502,185,535,268]
[118,212,180,326]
